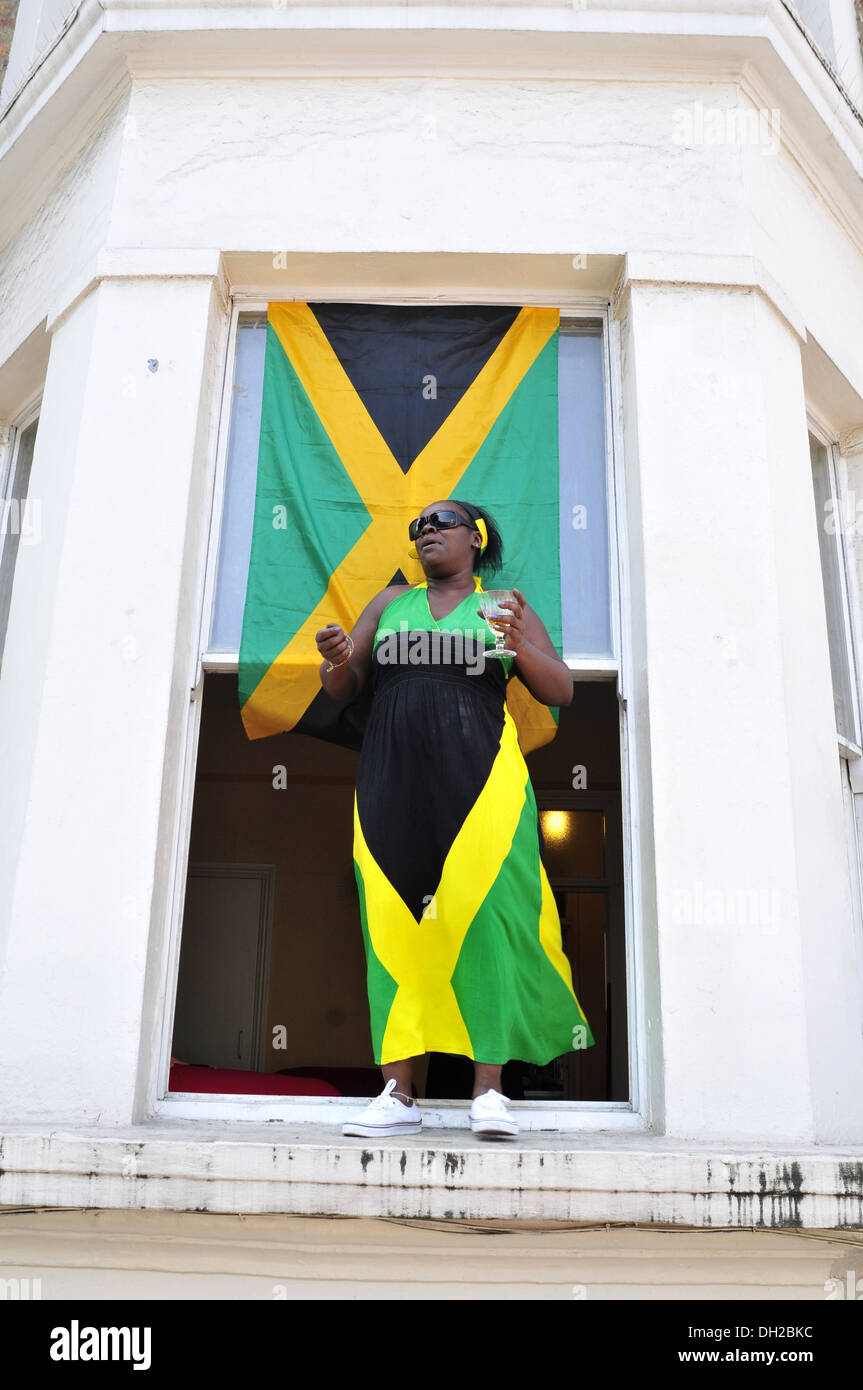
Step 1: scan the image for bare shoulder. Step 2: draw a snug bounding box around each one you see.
[371,582,413,614]
[354,583,413,627]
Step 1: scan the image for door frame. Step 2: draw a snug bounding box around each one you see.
[152,291,648,1132]
[536,788,628,1103]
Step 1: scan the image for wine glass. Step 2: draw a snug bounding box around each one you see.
[477,589,517,659]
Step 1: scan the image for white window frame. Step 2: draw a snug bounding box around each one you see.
[153,293,647,1133]
[839,755,863,1039]
[807,412,863,758]
[808,409,863,1038]
[0,392,42,667]
[0,391,41,560]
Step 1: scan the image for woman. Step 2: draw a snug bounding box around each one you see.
[315,499,594,1139]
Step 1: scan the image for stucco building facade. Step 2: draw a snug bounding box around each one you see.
[1,0,863,1297]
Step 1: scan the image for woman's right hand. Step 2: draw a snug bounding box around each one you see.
[315,584,408,696]
[316,622,352,668]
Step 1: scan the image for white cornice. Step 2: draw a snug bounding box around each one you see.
[1,4,863,302]
[223,250,624,304]
[45,248,229,334]
[801,331,863,438]
[39,246,809,349]
[93,0,786,23]
[739,33,863,260]
[840,427,863,459]
[612,249,808,342]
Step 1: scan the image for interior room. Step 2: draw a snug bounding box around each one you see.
[170,673,628,1104]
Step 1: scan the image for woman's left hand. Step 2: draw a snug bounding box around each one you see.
[495,588,529,655]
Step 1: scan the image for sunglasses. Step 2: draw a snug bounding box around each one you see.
[408,510,478,542]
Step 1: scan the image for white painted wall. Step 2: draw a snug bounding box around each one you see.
[756,296,863,1144]
[741,95,863,406]
[0,93,126,366]
[2,76,860,404]
[617,282,861,1143]
[107,76,750,258]
[0,273,226,1124]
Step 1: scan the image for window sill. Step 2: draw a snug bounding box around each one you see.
[1,1118,860,1228]
[154,1093,639,1132]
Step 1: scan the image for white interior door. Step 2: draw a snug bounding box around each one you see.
[172,864,273,1071]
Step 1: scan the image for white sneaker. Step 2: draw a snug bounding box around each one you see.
[470,1088,519,1137]
[342,1078,422,1137]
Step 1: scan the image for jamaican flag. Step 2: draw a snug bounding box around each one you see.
[238,302,562,751]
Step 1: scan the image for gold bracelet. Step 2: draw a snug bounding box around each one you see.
[325,634,354,672]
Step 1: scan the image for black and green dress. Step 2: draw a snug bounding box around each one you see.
[353,576,595,1066]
